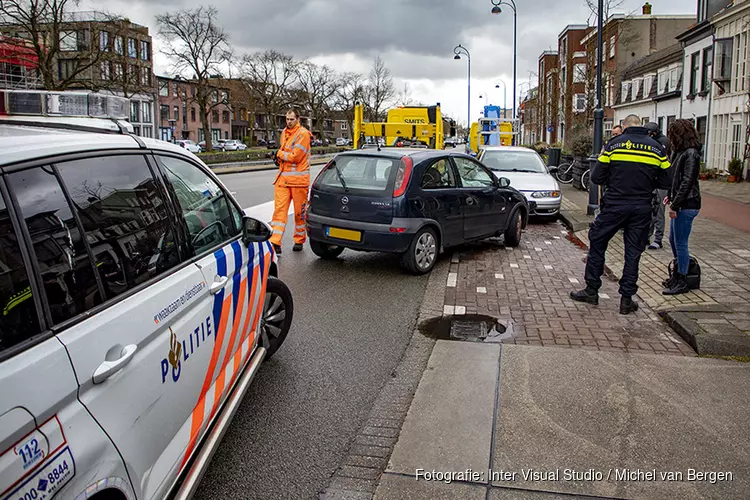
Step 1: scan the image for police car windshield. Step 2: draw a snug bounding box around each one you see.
[481,150,547,173]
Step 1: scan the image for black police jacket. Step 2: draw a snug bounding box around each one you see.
[592,126,671,206]
[669,147,701,211]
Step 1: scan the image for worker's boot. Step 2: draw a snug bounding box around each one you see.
[619,296,639,315]
[273,244,282,255]
[570,286,599,305]
[293,243,303,252]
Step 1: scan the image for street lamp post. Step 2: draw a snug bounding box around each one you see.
[587,0,604,215]
[491,0,516,143]
[454,44,471,148]
[494,80,508,118]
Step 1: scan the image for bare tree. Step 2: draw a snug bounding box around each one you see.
[156,6,230,151]
[239,50,297,144]
[296,61,338,141]
[584,0,626,25]
[334,71,366,137]
[395,82,415,107]
[0,0,122,90]
[366,55,395,121]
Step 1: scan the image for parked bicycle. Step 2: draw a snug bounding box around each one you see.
[555,157,591,191]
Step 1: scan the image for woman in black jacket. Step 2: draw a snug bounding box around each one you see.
[663,119,702,295]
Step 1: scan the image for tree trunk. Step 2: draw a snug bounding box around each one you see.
[201,109,212,151]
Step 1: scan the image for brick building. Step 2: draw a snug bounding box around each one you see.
[556,25,593,146]
[156,76,231,144]
[537,51,559,144]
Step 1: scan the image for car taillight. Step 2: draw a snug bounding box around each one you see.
[393,156,413,198]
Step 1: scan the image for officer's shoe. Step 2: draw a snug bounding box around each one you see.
[273,244,282,255]
[570,287,599,305]
[648,241,662,250]
[620,296,639,315]
[663,274,689,295]
[662,273,676,289]
[293,243,303,252]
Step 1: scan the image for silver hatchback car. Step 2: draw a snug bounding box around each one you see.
[0,90,293,500]
[478,146,562,218]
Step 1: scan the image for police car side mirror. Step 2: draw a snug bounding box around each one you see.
[242,216,272,245]
[499,177,511,188]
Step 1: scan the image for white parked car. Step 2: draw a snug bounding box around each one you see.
[174,139,201,153]
[477,146,562,218]
[222,139,247,151]
[0,89,293,500]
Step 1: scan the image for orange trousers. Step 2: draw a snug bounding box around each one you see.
[270,185,308,246]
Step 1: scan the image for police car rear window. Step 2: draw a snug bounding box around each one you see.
[318,156,397,192]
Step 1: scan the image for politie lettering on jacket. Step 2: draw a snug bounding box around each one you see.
[607,139,661,154]
[161,316,212,384]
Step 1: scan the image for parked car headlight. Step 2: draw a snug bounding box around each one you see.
[531,191,561,198]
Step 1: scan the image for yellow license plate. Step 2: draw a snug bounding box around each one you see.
[326,226,362,242]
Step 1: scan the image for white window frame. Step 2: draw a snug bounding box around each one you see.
[100,61,110,81]
[341,122,348,131]
[573,63,586,84]
[60,31,78,52]
[657,70,668,94]
[142,102,152,123]
[669,67,680,92]
[573,93,586,113]
[609,36,615,58]
[632,79,641,101]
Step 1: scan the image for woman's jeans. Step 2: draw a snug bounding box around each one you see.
[669,209,700,274]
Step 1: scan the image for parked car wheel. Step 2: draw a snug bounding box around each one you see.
[401,226,438,275]
[309,239,345,259]
[504,210,523,247]
[260,277,293,360]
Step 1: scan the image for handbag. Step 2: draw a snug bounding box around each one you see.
[667,257,701,290]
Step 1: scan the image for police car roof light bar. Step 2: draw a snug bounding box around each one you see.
[0,90,130,120]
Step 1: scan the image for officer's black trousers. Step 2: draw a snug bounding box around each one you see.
[585,204,652,297]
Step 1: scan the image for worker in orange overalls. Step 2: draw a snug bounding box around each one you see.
[270,108,312,254]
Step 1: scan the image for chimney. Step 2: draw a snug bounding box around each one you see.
[642,2,652,15]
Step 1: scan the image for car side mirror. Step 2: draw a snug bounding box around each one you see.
[547,166,559,174]
[499,177,511,188]
[242,216,272,245]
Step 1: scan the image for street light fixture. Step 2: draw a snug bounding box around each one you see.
[490,0,517,144]
[453,44,471,148]
[494,81,508,118]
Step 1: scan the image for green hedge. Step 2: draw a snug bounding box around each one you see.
[198,146,349,165]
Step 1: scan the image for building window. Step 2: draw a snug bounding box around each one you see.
[701,46,713,92]
[99,30,110,51]
[573,63,586,84]
[113,62,124,81]
[632,79,641,100]
[160,105,169,122]
[158,80,169,96]
[621,81,630,101]
[58,59,76,80]
[731,121,743,160]
[733,32,748,93]
[141,40,150,61]
[643,75,653,97]
[609,35,615,58]
[131,101,140,123]
[100,61,110,81]
[141,126,152,138]
[222,110,229,123]
[140,69,151,87]
[658,117,664,134]
[714,38,733,82]
[667,115,677,131]
[191,107,196,122]
[657,70,668,94]
[129,65,139,85]
[341,122,348,130]
[668,68,680,92]
[60,31,79,52]
[182,103,187,124]
[212,110,219,123]
[689,52,700,95]
[220,90,228,103]
[696,116,707,147]
[114,36,124,55]
[142,102,152,123]
[128,38,138,58]
[173,106,179,121]
[573,94,586,112]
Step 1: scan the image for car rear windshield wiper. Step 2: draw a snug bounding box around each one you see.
[331,161,349,191]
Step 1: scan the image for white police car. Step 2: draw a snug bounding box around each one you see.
[0,90,292,500]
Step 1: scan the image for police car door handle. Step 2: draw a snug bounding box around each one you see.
[209,276,229,295]
[93,344,137,384]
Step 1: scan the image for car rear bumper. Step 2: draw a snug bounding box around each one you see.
[307,213,422,253]
[524,197,561,216]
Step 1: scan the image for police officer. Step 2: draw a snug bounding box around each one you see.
[570,114,671,314]
[644,122,672,250]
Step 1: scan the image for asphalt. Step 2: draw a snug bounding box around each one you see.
[193,166,430,499]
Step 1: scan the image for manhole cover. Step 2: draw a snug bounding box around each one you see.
[419,314,513,342]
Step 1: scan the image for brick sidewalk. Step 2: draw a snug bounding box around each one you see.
[443,222,693,356]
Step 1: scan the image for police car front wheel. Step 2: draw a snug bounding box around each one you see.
[261,277,294,360]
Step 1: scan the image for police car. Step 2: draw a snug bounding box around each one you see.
[0,90,293,500]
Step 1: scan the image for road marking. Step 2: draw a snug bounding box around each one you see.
[243,200,295,224]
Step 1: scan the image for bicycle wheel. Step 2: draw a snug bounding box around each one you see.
[581,169,590,191]
[556,163,574,184]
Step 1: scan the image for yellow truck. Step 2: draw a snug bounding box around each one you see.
[353,103,456,149]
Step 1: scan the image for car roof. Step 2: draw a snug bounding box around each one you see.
[337,148,467,161]
[480,146,536,153]
[0,123,197,167]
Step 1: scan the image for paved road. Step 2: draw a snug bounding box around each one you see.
[194,165,429,499]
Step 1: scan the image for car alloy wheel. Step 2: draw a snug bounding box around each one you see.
[515,212,522,241]
[415,231,437,270]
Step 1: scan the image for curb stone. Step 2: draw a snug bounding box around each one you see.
[318,257,450,500]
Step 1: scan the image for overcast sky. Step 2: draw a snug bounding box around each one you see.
[81,0,695,127]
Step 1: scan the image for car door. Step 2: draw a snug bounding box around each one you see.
[153,153,270,486]
[36,152,224,500]
[415,157,463,248]
[452,156,506,240]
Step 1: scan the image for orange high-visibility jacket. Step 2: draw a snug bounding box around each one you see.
[275,123,312,187]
